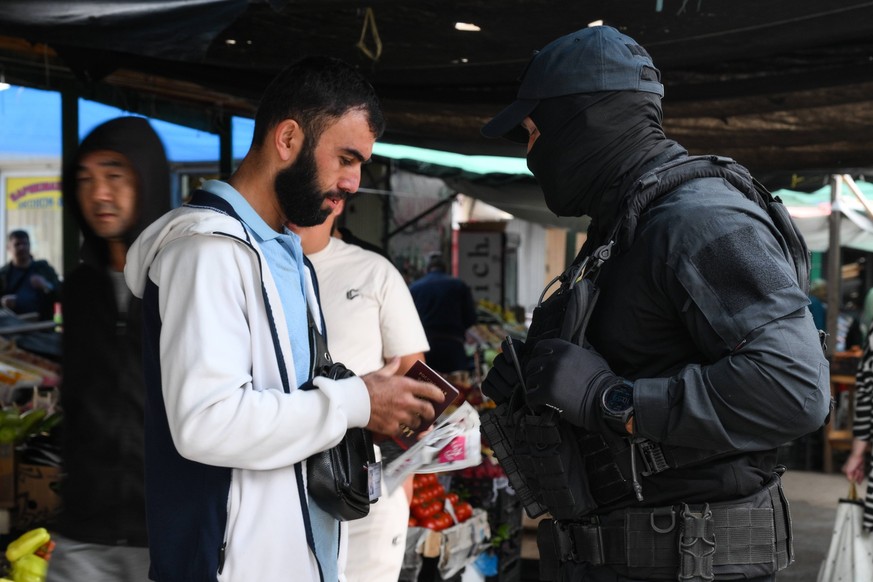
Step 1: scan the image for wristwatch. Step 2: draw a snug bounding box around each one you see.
[600,379,634,435]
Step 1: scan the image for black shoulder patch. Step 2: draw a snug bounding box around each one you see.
[692,225,793,316]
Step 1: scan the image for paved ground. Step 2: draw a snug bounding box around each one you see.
[516,470,856,582]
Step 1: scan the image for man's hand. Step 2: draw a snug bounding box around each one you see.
[362,357,446,436]
[29,275,52,292]
[843,438,870,484]
[0,295,16,310]
[524,338,620,430]
[843,452,866,484]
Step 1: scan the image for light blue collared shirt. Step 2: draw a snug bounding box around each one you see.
[200,180,311,386]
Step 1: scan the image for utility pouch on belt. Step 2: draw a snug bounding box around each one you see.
[536,473,793,581]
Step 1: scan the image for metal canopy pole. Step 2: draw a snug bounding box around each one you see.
[61,90,80,275]
[217,112,233,180]
[385,192,459,240]
[826,174,842,357]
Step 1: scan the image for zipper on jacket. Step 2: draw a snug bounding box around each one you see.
[217,541,227,575]
[218,477,234,577]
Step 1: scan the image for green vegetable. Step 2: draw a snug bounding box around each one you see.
[0,406,57,443]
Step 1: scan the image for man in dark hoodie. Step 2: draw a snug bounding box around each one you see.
[480,26,830,581]
[49,117,170,581]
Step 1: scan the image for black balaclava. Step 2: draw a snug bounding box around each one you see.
[62,117,171,269]
[526,91,684,243]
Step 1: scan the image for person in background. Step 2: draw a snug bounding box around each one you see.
[857,285,873,346]
[843,326,873,531]
[291,196,429,582]
[480,25,829,581]
[409,253,477,374]
[124,56,444,582]
[0,230,61,320]
[50,117,171,581]
[808,278,827,332]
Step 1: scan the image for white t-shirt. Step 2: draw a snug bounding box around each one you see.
[307,236,429,376]
[307,237,430,582]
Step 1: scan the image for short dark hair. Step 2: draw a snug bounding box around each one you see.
[252,56,385,149]
[8,230,29,242]
[426,253,446,273]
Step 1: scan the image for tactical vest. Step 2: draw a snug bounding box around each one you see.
[480,155,812,521]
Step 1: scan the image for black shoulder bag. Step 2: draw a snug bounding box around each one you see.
[305,310,378,521]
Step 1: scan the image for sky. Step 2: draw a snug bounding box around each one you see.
[0,85,531,175]
[0,84,248,162]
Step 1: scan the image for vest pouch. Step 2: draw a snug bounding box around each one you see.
[581,432,635,507]
[481,399,549,518]
[494,250,606,520]
[527,273,600,349]
[527,286,572,350]
[514,405,599,520]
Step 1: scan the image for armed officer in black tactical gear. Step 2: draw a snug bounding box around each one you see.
[480,25,830,582]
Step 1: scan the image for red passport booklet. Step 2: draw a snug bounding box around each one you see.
[394,360,461,449]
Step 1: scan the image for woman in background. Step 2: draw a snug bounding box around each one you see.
[842,331,873,531]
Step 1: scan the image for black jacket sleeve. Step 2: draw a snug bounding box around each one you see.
[632,197,830,454]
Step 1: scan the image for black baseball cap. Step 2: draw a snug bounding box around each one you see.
[482,25,664,142]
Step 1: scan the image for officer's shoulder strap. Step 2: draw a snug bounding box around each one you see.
[617,155,811,294]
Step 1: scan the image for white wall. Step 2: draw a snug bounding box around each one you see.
[505,219,548,314]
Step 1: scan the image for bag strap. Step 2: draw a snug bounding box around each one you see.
[307,308,335,377]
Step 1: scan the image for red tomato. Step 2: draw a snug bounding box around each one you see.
[433,512,453,531]
[454,501,473,522]
[416,474,436,486]
[412,499,441,521]
[410,495,423,508]
[428,483,446,501]
[421,517,439,530]
[446,492,459,505]
[408,517,419,527]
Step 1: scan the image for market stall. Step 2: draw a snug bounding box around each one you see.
[0,309,62,549]
[0,296,529,581]
[392,301,527,582]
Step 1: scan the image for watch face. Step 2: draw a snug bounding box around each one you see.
[603,383,633,414]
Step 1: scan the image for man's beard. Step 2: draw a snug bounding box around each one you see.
[275,141,335,227]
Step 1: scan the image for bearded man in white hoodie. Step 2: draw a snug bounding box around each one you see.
[125,56,444,582]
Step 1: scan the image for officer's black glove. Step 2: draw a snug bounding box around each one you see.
[482,340,525,404]
[524,338,622,430]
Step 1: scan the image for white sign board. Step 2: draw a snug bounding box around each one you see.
[456,230,504,306]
